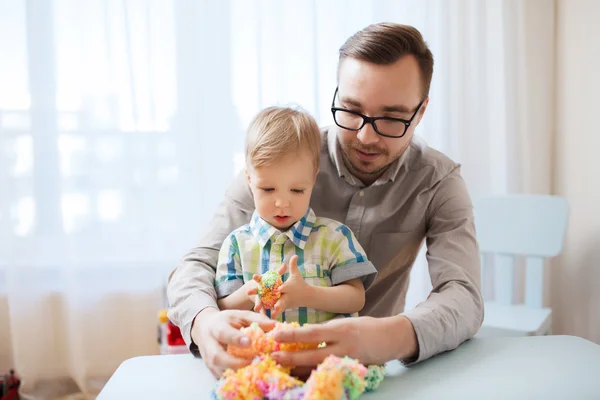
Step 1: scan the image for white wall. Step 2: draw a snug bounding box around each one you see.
[553,0,600,344]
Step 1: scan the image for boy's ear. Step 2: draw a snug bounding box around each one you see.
[314,168,320,183]
[245,169,254,192]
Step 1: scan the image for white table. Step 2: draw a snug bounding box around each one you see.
[98,335,600,399]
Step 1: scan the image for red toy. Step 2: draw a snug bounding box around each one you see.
[0,369,20,400]
[166,321,185,347]
[157,310,188,354]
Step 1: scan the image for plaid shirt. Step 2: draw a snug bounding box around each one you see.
[215,208,377,324]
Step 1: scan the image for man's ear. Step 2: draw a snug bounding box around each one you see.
[415,97,430,126]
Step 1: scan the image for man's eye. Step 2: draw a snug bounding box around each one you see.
[344,106,362,114]
[261,188,274,192]
[291,189,305,194]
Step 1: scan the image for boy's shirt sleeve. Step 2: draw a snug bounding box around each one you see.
[214,232,244,298]
[329,224,377,289]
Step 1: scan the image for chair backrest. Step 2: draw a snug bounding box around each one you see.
[473,195,569,308]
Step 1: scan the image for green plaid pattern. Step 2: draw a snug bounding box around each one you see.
[215,208,376,325]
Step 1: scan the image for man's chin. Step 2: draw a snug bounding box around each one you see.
[341,147,388,178]
[350,158,384,175]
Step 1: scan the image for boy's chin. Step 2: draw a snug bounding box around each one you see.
[273,222,296,231]
[270,218,298,230]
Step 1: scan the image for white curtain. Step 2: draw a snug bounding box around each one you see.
[0,0,555,398]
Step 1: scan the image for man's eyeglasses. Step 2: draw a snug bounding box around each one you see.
[330,87,425,139]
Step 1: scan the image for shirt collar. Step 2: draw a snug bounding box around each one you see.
[327,126,360,186]
[249,208,316,250]
[326,126,415,187]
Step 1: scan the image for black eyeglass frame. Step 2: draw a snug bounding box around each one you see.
[330,87,425,139]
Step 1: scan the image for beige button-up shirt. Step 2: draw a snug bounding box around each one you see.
[167,126,484,364]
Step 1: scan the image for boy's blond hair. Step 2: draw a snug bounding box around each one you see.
[245,106,321,171]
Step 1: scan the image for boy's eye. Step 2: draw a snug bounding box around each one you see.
[291,189,305,194]
[261,188,274,192]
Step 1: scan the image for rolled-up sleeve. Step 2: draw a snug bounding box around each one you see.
[215,233,245,299]
[166,170,255,353]
[330,224,378,290]
[402,166,484,364]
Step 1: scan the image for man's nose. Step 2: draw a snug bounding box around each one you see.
[356,122,380,145]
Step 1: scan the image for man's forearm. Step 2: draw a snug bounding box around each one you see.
[167,255,220,348]
[402,279,483,363]
[378,315,419,361]
[401,167,484,364]
[189,306,219,350]
[167,170,256,349]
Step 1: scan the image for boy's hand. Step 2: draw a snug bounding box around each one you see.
[247,262,287,313]
[243,279,263,313]
[271,255,312,319]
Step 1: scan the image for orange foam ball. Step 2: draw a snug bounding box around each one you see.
[214,355,303,400]
[303,367,345,400]
[227,322,320,360]
[226,323,279,359]
[258,270,283,309]
[270,322,320,352]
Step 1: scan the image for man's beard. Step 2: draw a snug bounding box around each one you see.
[341,142,391,176]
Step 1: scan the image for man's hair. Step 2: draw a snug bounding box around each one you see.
[245,106,321,171]
[339,22,434,99]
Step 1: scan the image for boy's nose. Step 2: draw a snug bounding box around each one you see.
[275,197,289,208]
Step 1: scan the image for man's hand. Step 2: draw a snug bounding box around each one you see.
[269,315,418,373]
[191,307,276,378]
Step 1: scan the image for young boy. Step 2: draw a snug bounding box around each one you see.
[214,106,377,325]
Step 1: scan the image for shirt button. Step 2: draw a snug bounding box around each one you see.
[359,191,365,197]
[273,244,280,251]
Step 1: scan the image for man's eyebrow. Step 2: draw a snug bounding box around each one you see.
[340,95,414,114]
[340,95,362,108]
[381,104,413,113]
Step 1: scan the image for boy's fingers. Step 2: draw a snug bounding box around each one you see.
[273,299,286,317]
[254,297,263,312]
[270,298,284,319]
[277,263,287,275]
[289,255,301,276]
[278,282,288,293]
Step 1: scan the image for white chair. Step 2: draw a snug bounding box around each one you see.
[473,195,569,337]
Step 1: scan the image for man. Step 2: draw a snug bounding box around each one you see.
[167,22,483,378]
